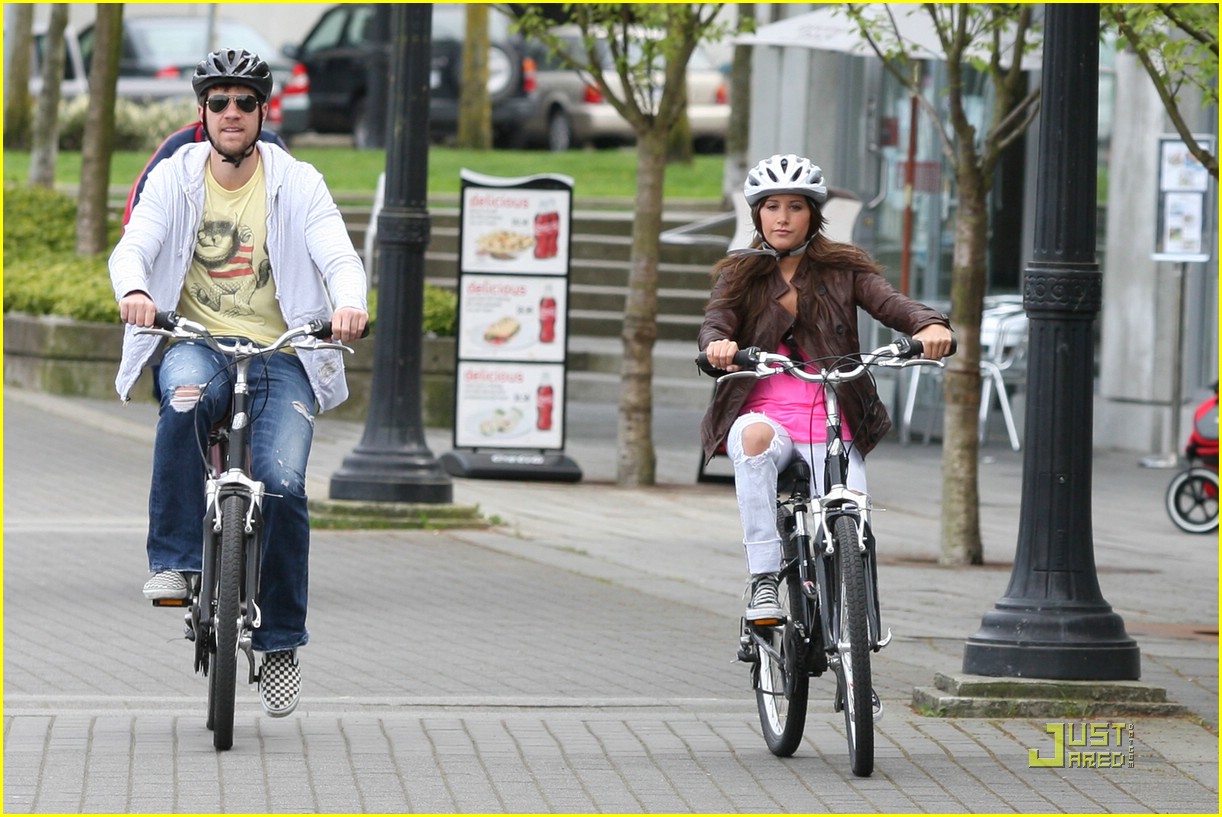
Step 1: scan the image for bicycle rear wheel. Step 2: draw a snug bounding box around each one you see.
[1166,466,1219,534]
[833,514,873,777]
[208,494,245,751]
[755,519,809,757]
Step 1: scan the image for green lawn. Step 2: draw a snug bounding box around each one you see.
[3,146,726,201]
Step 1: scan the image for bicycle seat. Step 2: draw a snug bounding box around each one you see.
[778,459,811,498]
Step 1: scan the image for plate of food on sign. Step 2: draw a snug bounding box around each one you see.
[468,406,529,439]
[476,229,534,260]
[468,315,535,352]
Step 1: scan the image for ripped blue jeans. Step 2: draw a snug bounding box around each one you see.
[147,340,316,652]
[726,412,867,576]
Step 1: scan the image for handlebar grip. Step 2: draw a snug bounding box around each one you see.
[896,336,958,359]
[695,347,761,376]
[153,310,180,331]
[309,320,372,340]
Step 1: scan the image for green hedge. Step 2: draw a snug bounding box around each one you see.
[2,184,456,334]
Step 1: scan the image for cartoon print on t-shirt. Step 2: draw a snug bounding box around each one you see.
[190,219,272,319]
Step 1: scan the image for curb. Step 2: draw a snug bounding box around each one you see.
[308,498,490,530]
[912,672,1187,718]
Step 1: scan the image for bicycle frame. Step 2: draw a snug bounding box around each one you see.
[195,345,268,682]
[707,338,947,768]
[138,312,354,682]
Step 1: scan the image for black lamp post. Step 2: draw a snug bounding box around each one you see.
[961,4,1140,679]
[330,3,453,504]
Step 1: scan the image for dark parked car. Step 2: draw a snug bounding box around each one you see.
[283,3,727,151]
[284,3,536,148]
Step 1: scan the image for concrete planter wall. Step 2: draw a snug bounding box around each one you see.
[2,312,456,428]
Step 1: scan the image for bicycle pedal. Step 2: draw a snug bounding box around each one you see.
[150,597,190,608]
[747,616,784,628]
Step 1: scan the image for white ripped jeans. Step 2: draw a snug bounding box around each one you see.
[726,412,868,576]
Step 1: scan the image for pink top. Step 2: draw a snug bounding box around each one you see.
[740,340,852,444]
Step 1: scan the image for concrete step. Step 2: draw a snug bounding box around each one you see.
[565,338,711,409]
[569,309,704,342]
[421,252,715,292]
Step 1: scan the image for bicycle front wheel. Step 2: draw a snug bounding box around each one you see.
[209,494,245,751]
[1166,466,1219,534]
[755,521,809,757]
[833,514,874,777]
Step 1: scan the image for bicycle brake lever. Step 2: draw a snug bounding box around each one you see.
[134,327,176,339]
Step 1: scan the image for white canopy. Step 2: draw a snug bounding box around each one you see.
[736,4,1041,71]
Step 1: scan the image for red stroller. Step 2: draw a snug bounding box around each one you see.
[1165,389,1219,534]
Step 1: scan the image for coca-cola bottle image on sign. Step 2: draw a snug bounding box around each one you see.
[536,375,554,431]
[538,285,557,343]
[533,204,559,259]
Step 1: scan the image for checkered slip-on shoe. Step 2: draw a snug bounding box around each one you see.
[258,650,301,718]
[142,571,189,600]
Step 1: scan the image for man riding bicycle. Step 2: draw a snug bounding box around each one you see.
[110,47,368,719]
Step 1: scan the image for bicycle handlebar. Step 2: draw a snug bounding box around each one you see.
[140,310,367,356]
[695,336,956,384]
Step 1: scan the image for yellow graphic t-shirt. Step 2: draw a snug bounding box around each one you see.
[179,158,287,346]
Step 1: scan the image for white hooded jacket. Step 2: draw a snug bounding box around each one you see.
[109,140,368,412]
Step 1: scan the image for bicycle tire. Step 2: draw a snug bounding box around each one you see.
[755,514,809,756]
[1165,466,1219,534]
[206,655,217,731]
[209,494,245,751]
[833,514,874,777]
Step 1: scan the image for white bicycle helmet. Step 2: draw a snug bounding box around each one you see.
[743,154,828,206]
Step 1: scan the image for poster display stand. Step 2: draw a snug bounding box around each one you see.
[1141,135,1215,469]
[440,170,582,482]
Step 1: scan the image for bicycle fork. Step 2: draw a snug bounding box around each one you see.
[811,498,891,656]
[190,475,265,684]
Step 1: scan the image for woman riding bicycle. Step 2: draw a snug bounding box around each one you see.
[698,154,953,623]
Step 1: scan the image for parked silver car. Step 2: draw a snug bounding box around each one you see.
[517,31,729,152]
[30,16,307,137]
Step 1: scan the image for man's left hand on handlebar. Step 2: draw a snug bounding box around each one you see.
[912,325,954,360]
[329,306,369,343]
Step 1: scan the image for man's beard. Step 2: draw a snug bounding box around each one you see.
[205,119,261,167]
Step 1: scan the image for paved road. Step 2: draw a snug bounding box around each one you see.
[3,388,1217,813]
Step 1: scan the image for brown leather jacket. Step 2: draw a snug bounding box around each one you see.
[698,252,949,463]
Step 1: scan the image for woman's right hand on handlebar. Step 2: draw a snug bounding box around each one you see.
[119,291,157,327]
[705,339,742,372]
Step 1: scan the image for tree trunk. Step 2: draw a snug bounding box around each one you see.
[4,3,35,150]
[722,4,753,204]
[457,4,491,150]
[29,4,68,189]
[666,72,693,165]
[77,3,123,255]
[617,129,668,486]
[940,162,989,565]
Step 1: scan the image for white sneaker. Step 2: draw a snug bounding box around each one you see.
[142,571,188,600]
[258,650,301,718]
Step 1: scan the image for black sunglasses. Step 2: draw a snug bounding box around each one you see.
[205,94,260,114]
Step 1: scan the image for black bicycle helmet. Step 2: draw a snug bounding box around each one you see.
[192,48,273,102]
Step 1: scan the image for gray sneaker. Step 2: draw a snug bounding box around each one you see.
[745,573,784,622]
[142,571,188,600]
